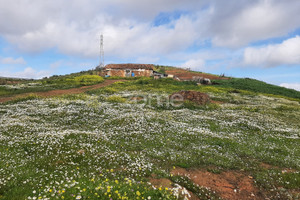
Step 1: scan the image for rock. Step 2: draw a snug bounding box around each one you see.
[192,76,211,85]
[170,90,210,105]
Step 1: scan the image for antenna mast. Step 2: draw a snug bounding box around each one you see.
[99,34,104,68]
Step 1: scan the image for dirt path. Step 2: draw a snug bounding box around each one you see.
[0,79,125,103]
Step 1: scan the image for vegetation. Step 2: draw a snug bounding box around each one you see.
[106,95,127,103]
[0,74,104,97]
[0,77,32,85]
[213,78,300,100]
[0,69,300,199]
[155,65,166,74]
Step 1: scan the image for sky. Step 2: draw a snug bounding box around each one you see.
[0,0,300,91]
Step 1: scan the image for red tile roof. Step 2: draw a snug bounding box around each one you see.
[104,64,154,70]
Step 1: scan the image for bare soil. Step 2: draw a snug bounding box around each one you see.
[166,68,229,81]
[0,79,125,103]
[170,90,211,105]
[170,168,264,200]
[149,176,199,200]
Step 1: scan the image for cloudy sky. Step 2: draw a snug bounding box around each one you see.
[0,0,300,90]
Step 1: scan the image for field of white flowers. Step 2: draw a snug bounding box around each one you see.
[0,81,299,199]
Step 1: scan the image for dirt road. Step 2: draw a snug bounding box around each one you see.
[0,79,125,103]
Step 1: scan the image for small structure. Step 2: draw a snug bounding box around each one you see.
[104,64,154,77]
[153,71,168,79]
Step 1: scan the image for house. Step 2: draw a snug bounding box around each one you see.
[103,64,154,77]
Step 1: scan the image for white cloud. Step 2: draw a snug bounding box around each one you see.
[0,67,50,79]
[0,0,300,61]
[5,13,200,58]
[208,0,300,47]
[0,57,26,65]
[243,36,300,67]
[136,56,160,63]
[280,83,300,91]
[180,58,205,71]
[0,0,204,58]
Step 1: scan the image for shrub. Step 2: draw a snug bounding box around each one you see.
[102,87,118,94]
[6,94,41,104]
[73,75,104,86]
[106,95,126,103]
[58,93,90,101]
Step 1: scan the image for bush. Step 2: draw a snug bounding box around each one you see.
[106,95,126,103]
[73,75,104,86]
[5,94,41,104]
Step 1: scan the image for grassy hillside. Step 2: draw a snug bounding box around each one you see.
[213,78,300,100]
[0,71,104,97]
[0,77,299,199]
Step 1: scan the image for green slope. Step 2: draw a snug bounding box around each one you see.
[213,78,300,99]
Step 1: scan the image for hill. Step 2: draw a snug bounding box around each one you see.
[1,65,300,101]
[213,78,300,100]
[0,70,104,97]
[0,66,299,200]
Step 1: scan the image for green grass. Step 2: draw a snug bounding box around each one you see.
[1,70,300,199]
[213,78,300,100]
[106,95,127,103]
[0,74,104,97]
[88,77,206,95]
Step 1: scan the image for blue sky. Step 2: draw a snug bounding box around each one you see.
[0,0,299,90]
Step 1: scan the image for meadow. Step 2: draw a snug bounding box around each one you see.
[0,77,299,199]
[0,73,104,97]
[213,78,300,99]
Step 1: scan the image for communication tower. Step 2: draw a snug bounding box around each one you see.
[99,34,104,68]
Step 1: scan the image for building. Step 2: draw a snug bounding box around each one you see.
[103,64,154,77]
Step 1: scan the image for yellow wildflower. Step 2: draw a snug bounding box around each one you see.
[107,186,111,193]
